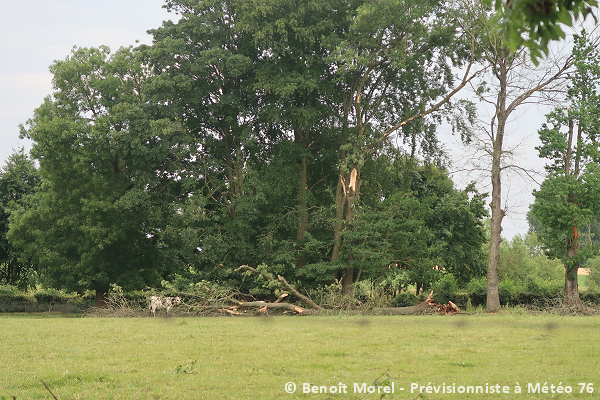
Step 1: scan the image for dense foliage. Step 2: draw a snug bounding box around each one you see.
[0,150,40,288]
[493,0,597,63]
[530,33,600,304]
[2,0,493,302]
[5,0,590,308]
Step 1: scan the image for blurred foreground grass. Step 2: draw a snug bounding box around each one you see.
[1,313,599,399]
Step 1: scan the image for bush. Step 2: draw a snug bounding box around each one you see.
[0,285,33,303]
[581,291,600,305]
[432,274,459,304]
[33,288,73,304]
[467,278,487,307]
[452,292,469,309]
[498,280,518,306]
[390,292,417,307]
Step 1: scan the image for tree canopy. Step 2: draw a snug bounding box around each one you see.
[10,46,189,305]
[530,33,600,304]
[494,0,597,63]
[0,149,40,288]
[2,0,533,306]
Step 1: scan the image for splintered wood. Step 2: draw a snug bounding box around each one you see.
[427,295,461,315]
[209,266,464,317]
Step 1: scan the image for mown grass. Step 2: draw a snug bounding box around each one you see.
[1,313,599,399]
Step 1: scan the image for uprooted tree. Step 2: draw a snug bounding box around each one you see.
[209,265,462,316]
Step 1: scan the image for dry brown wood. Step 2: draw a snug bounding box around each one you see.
[232,267,463,316]
[375,291,462,316]
[235,301,314,314]
[276,274,323,310]
[274,293,288,303]
[377,292,436,315]
[235,265,323,311]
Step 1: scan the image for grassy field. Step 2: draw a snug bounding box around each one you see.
[1,312,599,400]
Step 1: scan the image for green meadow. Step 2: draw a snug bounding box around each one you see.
[1,313,599,400]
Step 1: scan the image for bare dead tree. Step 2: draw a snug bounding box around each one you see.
[452,0,574,312]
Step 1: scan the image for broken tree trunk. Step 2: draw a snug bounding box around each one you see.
[194,301,317,316]
[233,267,462,316]
[377,291,436,315]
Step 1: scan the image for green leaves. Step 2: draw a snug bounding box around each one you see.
[347,154,487,289]
[492,0,598,64]
[531,34,600,274]
[9,46,187,293]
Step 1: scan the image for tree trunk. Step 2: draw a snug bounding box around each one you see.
[564,124,583,306]
[340,267,354,295]
[486,154,504,312]
[565,267,581,305]
[340,167,361,295]
[486,56,508,313]
[95,287,108,308]
[331,177,344,263]
[295,127,309,269]
[564,234,582,306]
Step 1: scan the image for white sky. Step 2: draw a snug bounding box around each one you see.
[0,0,570,240]
[0,0,172,164]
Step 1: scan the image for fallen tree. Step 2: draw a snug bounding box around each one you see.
[227,265,461,316]
[85,266,463,317]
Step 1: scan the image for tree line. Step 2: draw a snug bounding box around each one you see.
[0,0,599,310]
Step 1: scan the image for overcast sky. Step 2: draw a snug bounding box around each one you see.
[0,1,568,240]
[0,0,172,164]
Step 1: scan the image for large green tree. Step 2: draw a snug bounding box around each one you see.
[324,0,479,293]
[236,0,345,270]
[141,0,270,282]
[326,150,488,293]
[531,33,600,305]
[144,0,481,294]
[9,46,188,306]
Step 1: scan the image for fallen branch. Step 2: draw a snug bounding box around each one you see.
[194,301,313,315]
[377,291,436,315]
[277,274,323,311]
[234,267,464,316]
[274,293,288,303]
[235,265,323,311]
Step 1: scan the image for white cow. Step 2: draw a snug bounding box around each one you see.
[149,295,181,316]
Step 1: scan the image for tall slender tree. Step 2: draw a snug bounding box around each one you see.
[455,0,572,311]
[531,33,600,305]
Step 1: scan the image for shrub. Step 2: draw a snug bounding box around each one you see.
[498,280,518,306]
[0,285,32,302]
[467,278,487,307]
[33,288,73,304]
[432,274,459,304]
[390,292,417,307]
[581,291,600,305]
[452,292,469,309]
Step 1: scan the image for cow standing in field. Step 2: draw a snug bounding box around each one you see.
[149,295,181,316]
